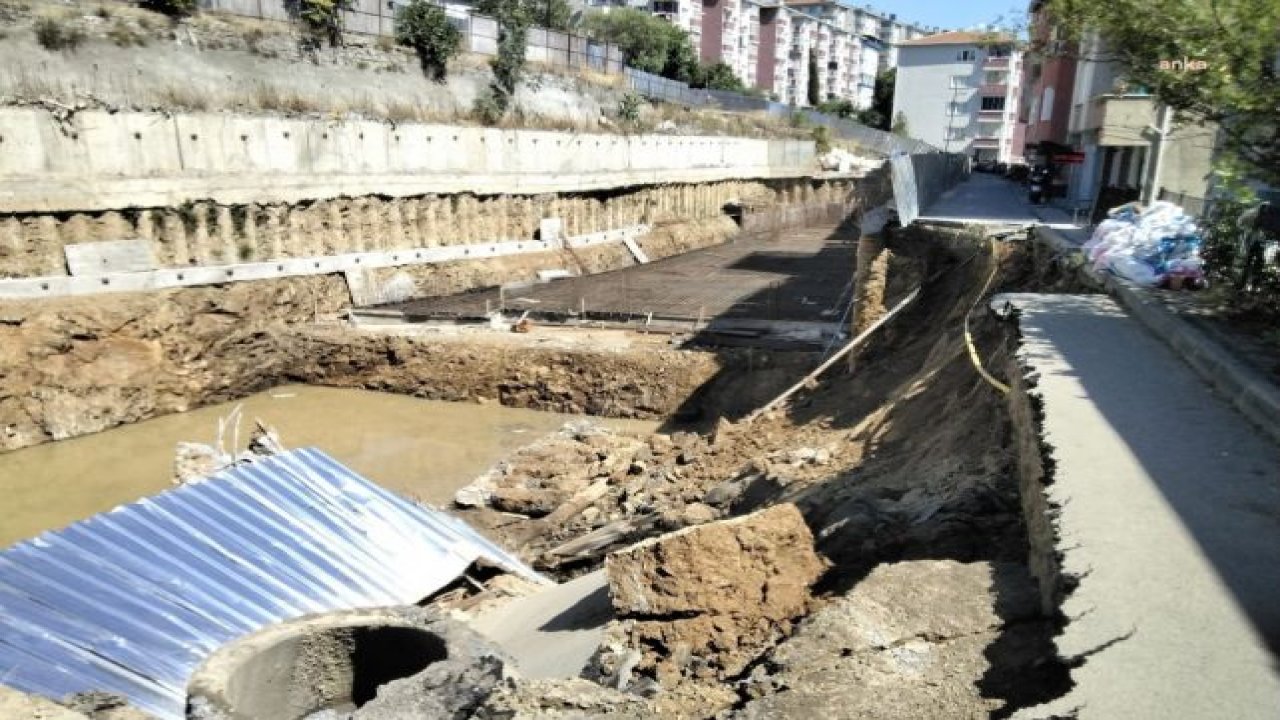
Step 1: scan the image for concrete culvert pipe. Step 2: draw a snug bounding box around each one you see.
[187,607,507,720]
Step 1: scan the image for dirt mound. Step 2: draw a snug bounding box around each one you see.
[601,505,826,685]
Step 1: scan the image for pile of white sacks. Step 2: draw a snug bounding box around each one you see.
[1083,201,1206,288]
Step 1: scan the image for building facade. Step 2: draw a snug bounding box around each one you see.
[651,0,703,53]
[1060,31,1217,219]
[643,0,934,108]
[1010,0,1218,219]
[892,31,1024,163]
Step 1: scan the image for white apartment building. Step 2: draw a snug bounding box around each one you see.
[699,0,760,87]
[650,0,702,52]
[782,9,818,105]
[892,31,1024,162]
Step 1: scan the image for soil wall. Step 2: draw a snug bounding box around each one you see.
[0,178,851,280]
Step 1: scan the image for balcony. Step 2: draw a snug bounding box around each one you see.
[971,138,1000,149]
[1083,94,1157,146]
[979,84,1008,96]
[984,56,1009,69]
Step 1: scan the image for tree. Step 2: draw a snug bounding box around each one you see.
[474,0,533,123]
[530,0,573,32]
[891,111,910,137]
[395,0,462,81]
[857,68,895,130]
[583,9,698,82]
[806,52,820,106]
[694,61,743,91]
[1045,0,1280,185]
[292,0,349,48]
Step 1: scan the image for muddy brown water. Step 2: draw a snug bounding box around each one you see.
[0,385,658,548]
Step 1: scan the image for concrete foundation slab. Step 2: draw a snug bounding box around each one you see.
[393,223,857,329]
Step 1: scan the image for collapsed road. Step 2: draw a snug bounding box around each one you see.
[5,165,1274,712]
[1,211,1085,719]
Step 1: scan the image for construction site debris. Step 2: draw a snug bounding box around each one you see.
[736,560,1046,719]
[598,504,827,686]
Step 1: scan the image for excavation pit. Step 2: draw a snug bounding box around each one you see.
[187,609,467,720]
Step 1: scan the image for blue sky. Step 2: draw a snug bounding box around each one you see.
[872,0,1027,32]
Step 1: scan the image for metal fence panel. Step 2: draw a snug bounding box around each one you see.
[891,152,969,225]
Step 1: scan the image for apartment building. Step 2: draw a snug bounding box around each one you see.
[892,31,1024,163]
[1010,0,1217,219]
[650,0,703,52]
[756,4,795,101]
[648,0,935,108]
[699,0,761,86]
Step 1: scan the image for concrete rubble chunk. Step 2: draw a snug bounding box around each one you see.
[738,560,1047,720]
[601,503,828,684]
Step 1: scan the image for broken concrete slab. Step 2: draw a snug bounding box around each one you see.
[738,560,1045,720]
[607,503,825,618]
[601,504,827,684]
[469,571,614,680]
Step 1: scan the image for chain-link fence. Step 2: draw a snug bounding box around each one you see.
[624,69,938,157]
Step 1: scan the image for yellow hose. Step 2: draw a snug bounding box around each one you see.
[964,237,1011,395]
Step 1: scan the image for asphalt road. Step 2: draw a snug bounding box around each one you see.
[999,293,1280,719]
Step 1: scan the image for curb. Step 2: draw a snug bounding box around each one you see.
[1033,225,1280,447]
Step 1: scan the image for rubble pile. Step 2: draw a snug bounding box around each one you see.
[736,560,1050,719]
[455,421,853,569]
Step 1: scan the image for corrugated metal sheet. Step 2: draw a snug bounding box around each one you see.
[0,448,544,719]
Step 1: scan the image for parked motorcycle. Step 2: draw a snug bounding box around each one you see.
[1028,167,1050,205]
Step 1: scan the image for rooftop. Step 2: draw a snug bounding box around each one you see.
[900,30,1012,46]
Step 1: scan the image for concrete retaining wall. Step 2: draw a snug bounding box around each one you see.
[0,108,816,213]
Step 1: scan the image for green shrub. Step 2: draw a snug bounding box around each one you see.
[34,16,85,51]
[475,0,532,123]
[293,0,346,48]
[394,0,461,81]
[617,92,642,125]
[472,88,505,125]
[812,125,832,155]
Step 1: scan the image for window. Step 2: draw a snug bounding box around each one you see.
[983,70,1006,85]
[950,75,971,89]
[947,127,966,140]
[980,96,1005,111]
[958,49,976,61]
[947,100,967,115]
